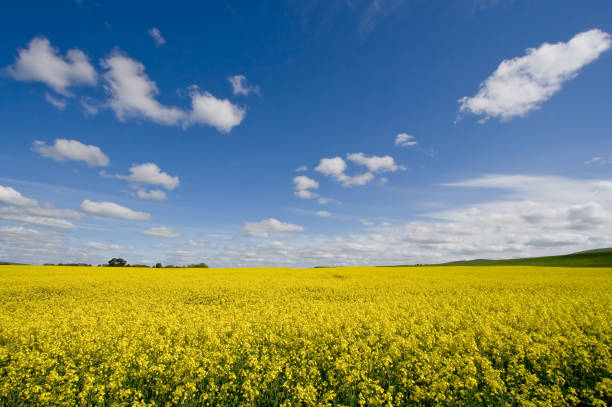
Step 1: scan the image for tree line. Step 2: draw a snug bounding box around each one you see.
[43,258,208,268]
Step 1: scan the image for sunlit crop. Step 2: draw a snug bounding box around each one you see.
[0,265,610,406]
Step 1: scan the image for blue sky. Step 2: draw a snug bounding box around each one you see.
[1,0,612,266]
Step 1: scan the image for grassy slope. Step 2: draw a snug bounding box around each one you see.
[438,248,612,267]
[379,248,612,268]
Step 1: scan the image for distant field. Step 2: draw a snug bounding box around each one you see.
[0,265,610,406]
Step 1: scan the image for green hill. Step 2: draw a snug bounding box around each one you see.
[380,248,612,268]
[437,248,612,267]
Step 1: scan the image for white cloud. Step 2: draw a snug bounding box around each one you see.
[586,156,612,165]
[318,197,341,205]
[19,205,82,220]
[0,185,38,207]
[316,210,331,218]
[137,189,167,200]
[0,226,40,238]
[0,208,75,229]
[101,53,246,133]
[241,218,304,238]
[79,97,102,116]
[444,174,612,205]
[44,92,67,110]
[0,187,80,230]
[188,88,246,133]
[85,242,123,250]
[315,154,399,187]
[116,163,179,190]
[228,75,260,96]
[101,53,186,125]
[142,226,180,238]
[187,239,215,247]
[315,156,372,186]
[80,199,150,220]
[80,97,100,116]
[395,133,417,147]
[295,166,308,172]
[339,172,374,187]
[459,29,612,122]
[32,139,110,167]
[347,153,403,173]
[316,157,346,177]
[295,190,318,199]
[148,27,166,47]
[5,36,97,96]
[293,175,319,199]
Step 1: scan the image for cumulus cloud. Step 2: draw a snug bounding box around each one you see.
[395,133,417,147]
[115,163,179,190]
[0,185,38,207]
[188,88,246,133]
[101,53,186,125]
[44,92,67,110]
[459,29,612,122]
[142,226,180,238]
[100,53,245,133]
[80,199,150,220]
[137,189,167,200]
[241,218,304,238]
[316,210,331,218]
[340,172,374,186]
[315,154,402,187]
[315,156,374,187]
[316,157,346,177]
[228,75,260,96]
[295,166,308,172]
[5,37,97,96]
[32,139,109,167]
[147,27,166,46]
[293,175,319,199]
[347,153,403,173]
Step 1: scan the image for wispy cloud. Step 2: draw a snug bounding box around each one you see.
[229,75,260,96]
[142,226,180,238]
[241,218,304,238]
[459,29,612,122]
[147,27,166,47]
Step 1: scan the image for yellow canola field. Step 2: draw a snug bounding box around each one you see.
[0,265,610,406]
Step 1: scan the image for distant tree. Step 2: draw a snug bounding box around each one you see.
[188,263,209,268]
[155,263,162,268]
[107,258,127,267]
